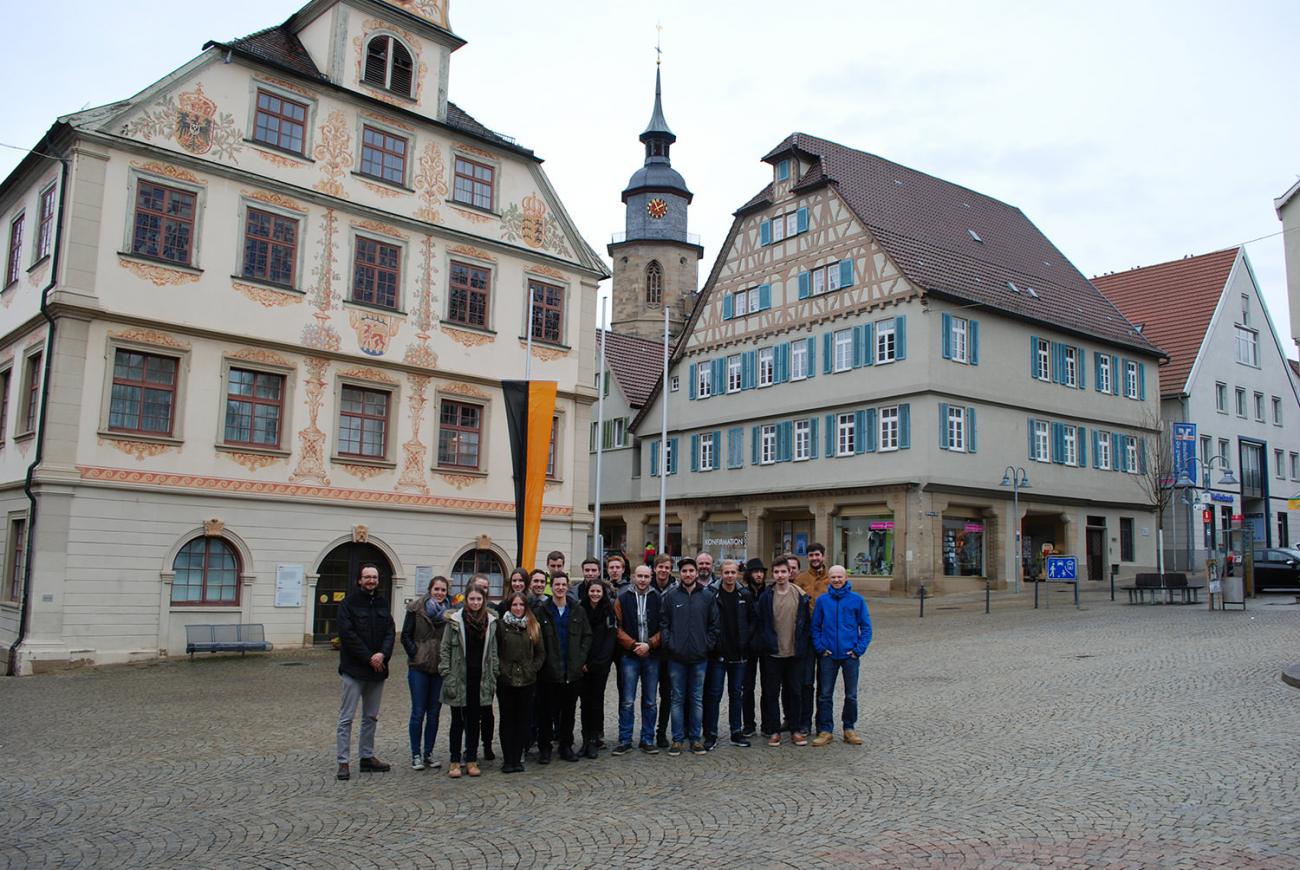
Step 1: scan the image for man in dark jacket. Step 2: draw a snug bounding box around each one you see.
[660,558,720,757]
[756,559,812,747]
[335,564,395,780]
[612,564,663,755]
[534,573,592,763]
[651,553,675,748]
[704,559,756,750]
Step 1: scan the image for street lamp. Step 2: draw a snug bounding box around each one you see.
[1174,456,1238,574]
[1000,466,1030,594]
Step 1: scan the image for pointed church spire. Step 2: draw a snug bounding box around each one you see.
[640,67,675,144]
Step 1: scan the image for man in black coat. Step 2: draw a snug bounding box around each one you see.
[335,564,395,781]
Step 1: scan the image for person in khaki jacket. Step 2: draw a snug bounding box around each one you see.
[400,575,450,771]
[495,592,545,773]
[438,585,499,779]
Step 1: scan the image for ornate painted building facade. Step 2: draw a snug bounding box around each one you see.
[0,0,606,673]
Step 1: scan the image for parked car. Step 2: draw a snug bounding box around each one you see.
[1250,549,1300,591]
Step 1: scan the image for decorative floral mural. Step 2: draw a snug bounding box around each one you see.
[312,110,352,198]
[397,374,431,493]
[414,143,448,223]
[404,235,439,369]
[302,209,342,351]
[500,193,573,258]
[391,0,448,28]
[290,357,330,485]
[126,84,243,162]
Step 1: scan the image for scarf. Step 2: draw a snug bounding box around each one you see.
[463,604,488,637]
[424,596,448,624]
[502,611,529,630]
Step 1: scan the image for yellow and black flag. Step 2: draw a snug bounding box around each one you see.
[501,380,557,572]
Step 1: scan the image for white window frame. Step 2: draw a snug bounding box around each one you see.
[1063,347,1077,388]
[1034,420,1050,462]
[733,289,749,318]
[1215,382,1227,413]
[760,424,777,465]
[1217,438,1230,464]
[1124,361,1138,399]
[1063,424,1077,466]
[1235,387,1246,418]
[946,405,966,452]
[1290,451,1299,480]
[1035,339,1050,381]
[812,268,825,296]
[727,355,742,393]
[791,341,808,381]
[1097,430,1112,470]
[1253,392,1264,422]
[771,214,786,243]
[700,432,715,471]
[833,329,852,372]
[1274,448,1285,479]
[670,375,679,393]
[1234,326,1258,366]
[697,364,712,398]
[1125,437,1138,474]
[1098,354,1111,394]
[875,319,896,364]
[757,347,774,387]
[836,413,855,456]
[950,317,968,364]
[793,419,811,461]
[879,405,899,451]
[1272,396,1282,426]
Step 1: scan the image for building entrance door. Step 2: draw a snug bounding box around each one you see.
[313,542,394,644]
[1086,526,1105,582]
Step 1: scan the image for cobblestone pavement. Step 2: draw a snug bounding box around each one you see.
[2,585,1298,869]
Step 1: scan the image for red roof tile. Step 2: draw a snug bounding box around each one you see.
[597,329,666,408]
[1092,248,1239,398]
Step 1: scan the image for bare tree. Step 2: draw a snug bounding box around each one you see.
[1133,409,1176,571]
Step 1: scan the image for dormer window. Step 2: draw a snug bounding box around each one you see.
[363,36,414,98]
[776,159,791,181]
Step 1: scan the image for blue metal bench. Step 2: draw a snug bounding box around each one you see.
[185,624,273,659]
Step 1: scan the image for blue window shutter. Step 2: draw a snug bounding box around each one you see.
[1094,353,1103,392]
[798,271,811,299]
[668,438,678,475]
[751,426,760,465]
[967,407,977,453]
[862,322,875,366]
[650,441,659,477]
[1078,426,1088,467]
[722,293,734,320]
[780,421,793,462]
[1027,417,1036,460]
[822,332,833,374]
[688,363,697,400]
[839,259,854,288]
[1052,422,1064,464]
[854,410,867,454]
[895,316,907,360]
[806,336,817,378]
[1051,342,1061,384]
[1138,437,1148,473]
[796,207,808,234]
[1111,432,1121,472]
[865,408,877,452]
[852,326,864,368]
[760,221,771,246]
[810,416,819,459]
[939,403,949,449]
[712,358,726,389]
[742,351,756,390]
[899,404,911,449]
[759,283,772,310]
[969,320,980,366]
[774,424,785,462]
[779,343,790,382]
[1029,336,1038,378]
[1138,363,1146,400]
[1110,355,1121,395]
[824,414,835,456]
[1077,348,1086,390]
[942,314,953,359]
[690,434,699,472]
[1092,430,1101,468]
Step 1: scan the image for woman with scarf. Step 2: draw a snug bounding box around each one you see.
[497,569,529,616]
[496,591,546,772]
[579,578,618,759]
[438,583,499,778]
[400,575,449,770]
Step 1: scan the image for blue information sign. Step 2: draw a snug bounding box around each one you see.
[1046,555,1078,581]
[1172,422,1197,480]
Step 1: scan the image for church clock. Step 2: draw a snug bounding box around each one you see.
[646,198,668,220]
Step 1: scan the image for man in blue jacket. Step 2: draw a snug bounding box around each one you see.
[810,564,872,746]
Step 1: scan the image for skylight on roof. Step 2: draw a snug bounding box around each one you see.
[969,229,983,243]
[1007,280,1020,293]
[1026,287,1040,299]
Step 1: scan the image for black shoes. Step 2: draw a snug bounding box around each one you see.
[611,743,633,756]
[359,756,391,772]
[537,748,552,765]
[501,761,524,773]
[582,740,599,760]
[703,737,718,752]
[638,741,660,755]
[482,743,496,761]
[741,728,758,738]
[656,733,670,749]
[558,746,580,763]
[336,763,350,781]
[730,733,752,748]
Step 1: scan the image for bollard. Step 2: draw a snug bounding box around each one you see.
[985,578,991,614]
[918,585,927,618]
[1074,579,1080,609]
[1034,579,1040,609]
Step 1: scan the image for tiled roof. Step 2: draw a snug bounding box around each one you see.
[1092,248,1239,398]
[597,329,665,407]
[752,133,1162,356]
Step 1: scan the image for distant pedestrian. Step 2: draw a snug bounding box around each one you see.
[335,564,395,781]
[580,578,618,758]
[811,565,872,747]
[644,541,656,567]
[535,573,592,763]
[439,584,499,778]
[496,592,545,773]
[661,557,720,756]
[612,564,662,755]
[757,559,812,747]
[400,574,449,771]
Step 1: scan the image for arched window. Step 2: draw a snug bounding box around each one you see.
[172,538,241,605]
[362,36,414,98]
[451,549,506,597]
[645,260,663,306]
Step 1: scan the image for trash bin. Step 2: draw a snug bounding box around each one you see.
[1220,575,1244,609]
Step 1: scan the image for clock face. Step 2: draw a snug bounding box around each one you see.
[647,198,669,220]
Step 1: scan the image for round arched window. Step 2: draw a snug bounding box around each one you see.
[172,538,240,605]
[646,260,663,305]
[362,36,414,98]
[451,549,506,597]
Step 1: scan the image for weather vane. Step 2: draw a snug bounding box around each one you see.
[655,23,662,66]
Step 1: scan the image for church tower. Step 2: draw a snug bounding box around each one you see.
[608,66,702,343]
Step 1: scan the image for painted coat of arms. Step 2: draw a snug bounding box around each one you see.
[126,83,243,162]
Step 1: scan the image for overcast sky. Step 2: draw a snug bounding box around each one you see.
[4,0,1298,352]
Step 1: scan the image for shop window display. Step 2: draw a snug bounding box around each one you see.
[836,516,894,576]
[942,517,985,576]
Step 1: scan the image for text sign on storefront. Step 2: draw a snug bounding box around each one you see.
[964,523,984,533]
[1171,422,1197,480]
[869,521,895,531]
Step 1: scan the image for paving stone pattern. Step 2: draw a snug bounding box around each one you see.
[2,586,1298,868]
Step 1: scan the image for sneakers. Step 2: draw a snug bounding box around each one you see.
[702,737,718,752]
[411,754,425,771]
[690,742,707,756]
[792,733,809,747]
[730,733,751,748]
[767,733,782,747]
[667,742,683,757]
[656,733,670,749]
[811,732,834,747]
[481,744,496,761]
[336,763,350,781]
[424,755,440,770]
[741,728,757,738]
[359,756,391,772]
[465,762,481,777]
[638,741,660,755]
[844,729,863,745]
[448,763,463,779]
[611,743,633,756]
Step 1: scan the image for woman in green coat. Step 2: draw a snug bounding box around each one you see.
[438,585,499,778]
[496,592,546,773]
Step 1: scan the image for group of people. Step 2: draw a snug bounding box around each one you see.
[333,544,872,780]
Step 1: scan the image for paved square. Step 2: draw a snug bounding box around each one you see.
[2,586,1298,868]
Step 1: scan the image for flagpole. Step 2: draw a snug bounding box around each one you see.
[525,286,535,380]
[658,306,668,557]
[593,298,608,561]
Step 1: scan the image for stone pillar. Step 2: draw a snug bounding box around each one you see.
[885,490,909,594]
[677,506,704,557]
[982,506,1003,589]
[743,504,767,566]
[812,499,837,553]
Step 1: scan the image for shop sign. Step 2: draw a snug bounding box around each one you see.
[964,523,984,533]
[869,521,895,531]
[1209,492,1234,503]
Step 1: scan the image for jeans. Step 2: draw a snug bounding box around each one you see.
[449,700,481,764]
[761,655,804,735]
[799,653,816,735]
[337,675,384,763]
[742,654,764,734]
[657,656,673,738]
[580,662,612,742]
[406,669,443,757]
[618,654,660,745]
[816,655,861,734]
[539,680,580,750]
[704,659,747,741]
[667,659,707,743]
[497,683,535,767]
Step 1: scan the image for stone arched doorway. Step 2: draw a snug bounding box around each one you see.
[312,542,395,644]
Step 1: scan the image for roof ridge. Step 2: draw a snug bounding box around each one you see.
[1093,246,1240,279]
